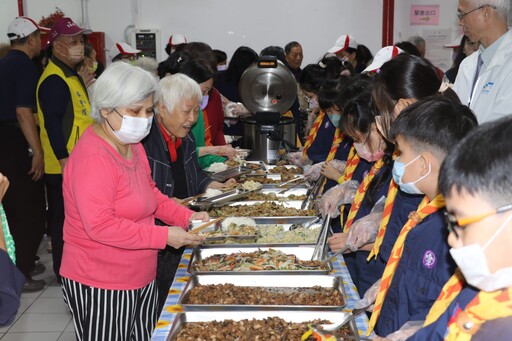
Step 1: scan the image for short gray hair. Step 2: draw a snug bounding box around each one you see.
[466,0,510,19]
[89,62,160,123]
[134,57,158,74]
[407,35,425,47]
[158,73,202,114]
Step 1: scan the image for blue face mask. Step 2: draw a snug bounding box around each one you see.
[392,155,431,195]
[200,95,209,110]
[327,113,341,128]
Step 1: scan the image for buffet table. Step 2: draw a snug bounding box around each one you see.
[152,248,372,340]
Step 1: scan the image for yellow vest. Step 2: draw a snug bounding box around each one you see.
[37,59,93,174]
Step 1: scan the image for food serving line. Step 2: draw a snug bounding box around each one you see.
[151,163,373,340]
[151,57,372,340]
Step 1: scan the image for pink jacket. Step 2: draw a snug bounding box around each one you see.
[60,127,193,290]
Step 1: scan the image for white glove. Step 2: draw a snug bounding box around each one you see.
[303,162,324,182]
[287,151,305,166]
[224,102,250,118]
[345,196,386,251]
[319,180,359,219]
[354,278,380,312]
[383,321,424,341]
[328,159,346,173]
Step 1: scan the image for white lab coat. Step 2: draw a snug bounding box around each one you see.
[454,29,512,124]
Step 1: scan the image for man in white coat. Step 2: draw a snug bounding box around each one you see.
[454,0,512,123]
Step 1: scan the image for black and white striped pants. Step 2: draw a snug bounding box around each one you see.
[61,277,158,341]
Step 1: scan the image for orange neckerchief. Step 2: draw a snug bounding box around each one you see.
[302,111,326,160]
[367,150,400,260]
[446,287,512,340]
[159,123,182,162]
[338,146,361,227]
[343,157,386,232]
[319,128,345,193]
[368,195,446,334]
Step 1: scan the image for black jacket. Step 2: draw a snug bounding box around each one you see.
[142,120,212,198]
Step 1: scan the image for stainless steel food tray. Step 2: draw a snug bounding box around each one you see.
[190,189,261,210]
[266,164,304,173]
[200,222,322,246]
[209,166,254,182]
[167,310,359,341]
[222,200,307,209]
[178,274,346,311]
[188,245,332,275]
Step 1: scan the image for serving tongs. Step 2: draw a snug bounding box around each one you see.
[311,214,331,261]
[304,320,372,341]
[290,216,320,230]
[188,217,224,235]
[301,175,325,210]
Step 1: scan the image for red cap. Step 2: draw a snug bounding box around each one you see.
[50,17,91,43]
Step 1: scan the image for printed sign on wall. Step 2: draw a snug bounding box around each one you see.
[410,5,440,25]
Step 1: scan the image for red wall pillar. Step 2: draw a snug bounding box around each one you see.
[382,0,395,47]
[18,0,24,16]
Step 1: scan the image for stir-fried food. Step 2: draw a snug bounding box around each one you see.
[175,317,352,341]
[209,201,316,217]
[202,223,258,237]
[193,249,325,272]
[268,165,303,175]
[246,192,306,201]
[184,283,344,306]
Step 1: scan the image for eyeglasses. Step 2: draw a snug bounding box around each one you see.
[457,4,496,20]
[445,203,512,238]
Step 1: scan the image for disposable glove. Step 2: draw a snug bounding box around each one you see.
[319,180,359,218]
[345,196,386,251]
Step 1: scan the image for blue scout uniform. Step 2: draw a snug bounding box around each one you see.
[351,164,394,297]
[306,114,336,164]
[335,157,373,279]
[407,286,479,341]
[375,207,456,336]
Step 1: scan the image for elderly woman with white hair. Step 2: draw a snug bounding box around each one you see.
[143,73,235,312]
[59,62,207,341]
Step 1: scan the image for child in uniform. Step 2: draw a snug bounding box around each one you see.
[367,97,477,338]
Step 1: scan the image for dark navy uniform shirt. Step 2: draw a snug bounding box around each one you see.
[352,162,394,297]
[407,285,480,340]
[0,50,39,121]
[306,114,336,164]
[375,208,456,336]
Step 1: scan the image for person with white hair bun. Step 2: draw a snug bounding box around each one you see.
[60,62,207,341]
[142,73,235,312]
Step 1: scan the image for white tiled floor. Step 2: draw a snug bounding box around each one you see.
[0,238,75,341]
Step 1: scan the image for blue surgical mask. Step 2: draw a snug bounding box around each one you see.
[200,95,209,110]
[327,113,341,128]
[392,155,431,195]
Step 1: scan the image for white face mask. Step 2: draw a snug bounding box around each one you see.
[450,213,512,292]
[107,109,153,144]
[57,41,84,63]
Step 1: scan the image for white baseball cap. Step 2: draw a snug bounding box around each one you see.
[7,17,50,41]
[363,46,404,73]
[327,35,358,54]
[111,42,141,57]
[168,34,187,46]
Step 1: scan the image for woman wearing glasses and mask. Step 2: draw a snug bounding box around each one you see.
[59,62,207,341]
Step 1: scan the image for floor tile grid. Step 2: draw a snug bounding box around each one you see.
[0,238,73,341]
